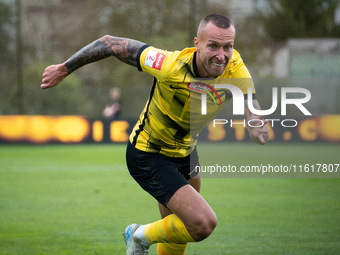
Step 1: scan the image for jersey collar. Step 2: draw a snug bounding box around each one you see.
[193,52,202,78]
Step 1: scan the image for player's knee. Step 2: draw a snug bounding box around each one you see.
[190,213,217,242]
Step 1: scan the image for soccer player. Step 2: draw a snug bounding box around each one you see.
[41,14,269,255]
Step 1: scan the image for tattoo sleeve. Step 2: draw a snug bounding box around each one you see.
[64,35,146,74]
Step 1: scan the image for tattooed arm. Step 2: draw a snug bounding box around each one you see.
[41,35,146,89]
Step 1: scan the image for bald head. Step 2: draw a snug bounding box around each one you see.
[197,14,234,38]
[194,14,236,78]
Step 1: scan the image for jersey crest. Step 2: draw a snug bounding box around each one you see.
[187,82,222,105]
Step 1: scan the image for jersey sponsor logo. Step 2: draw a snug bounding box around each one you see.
[187,82,222,105]
[145,50,166,70]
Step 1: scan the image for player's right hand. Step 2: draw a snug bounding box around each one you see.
[41,64,68,89]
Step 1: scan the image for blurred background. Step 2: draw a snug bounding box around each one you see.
[0,0,339,119]
[1,3,339,254]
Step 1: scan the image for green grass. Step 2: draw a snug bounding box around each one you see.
[0,143,339,254]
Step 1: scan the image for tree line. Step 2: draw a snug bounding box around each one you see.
[0,0,339,117]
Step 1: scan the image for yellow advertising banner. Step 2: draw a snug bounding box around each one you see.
[0,115,339,144]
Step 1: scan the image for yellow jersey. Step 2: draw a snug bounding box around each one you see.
[129,46,255,157]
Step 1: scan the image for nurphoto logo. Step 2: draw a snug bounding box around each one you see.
[199,84,311,128]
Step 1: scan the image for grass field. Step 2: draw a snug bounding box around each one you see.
[0,142,339,254]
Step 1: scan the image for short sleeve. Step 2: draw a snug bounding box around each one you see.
[138,46,182,81]
[228,50,256,95]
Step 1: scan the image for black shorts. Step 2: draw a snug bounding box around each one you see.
[126,142,199,206]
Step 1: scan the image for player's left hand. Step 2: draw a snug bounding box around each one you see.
[247,115,269,145]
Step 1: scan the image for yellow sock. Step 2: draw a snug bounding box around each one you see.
[144,214,195,244]
[157,243,188,255]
